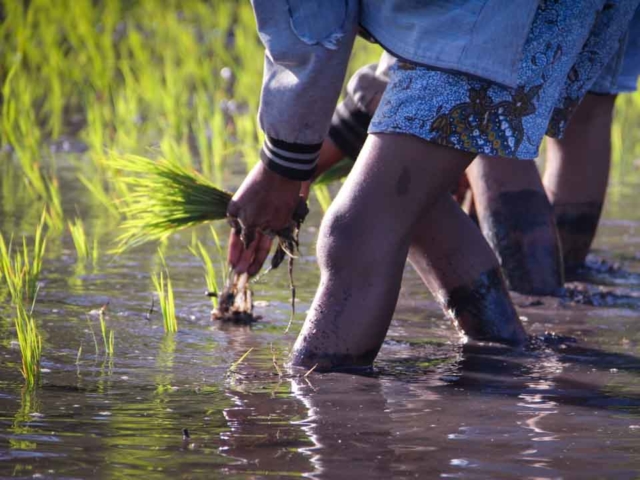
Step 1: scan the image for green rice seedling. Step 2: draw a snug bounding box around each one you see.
[228,347,253,375]
[92,237,100,267]
[152,270,177,333]
[44,176,64,233]
[270,343,282,377]
[314,159,355,186]
[86,315,99,357]
[190,240,220,308]
[14,297,42,388]
[111,154,232,251]
[312,185,334,213]
[209,226,228,285]
[0,237,24,304]
[68,217,90,263]
[78,173,120,219]
[99,310,114,356]
[0,210,48,305]
[151,251,178,333]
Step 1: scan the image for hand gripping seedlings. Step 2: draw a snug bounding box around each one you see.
[113,155,308,324]
[212,199,308,325]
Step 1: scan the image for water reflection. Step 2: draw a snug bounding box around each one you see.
[9,388,41,452]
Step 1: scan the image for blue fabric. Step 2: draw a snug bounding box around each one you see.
[360,0,539,88]
[369,0,639,160]
[591,6,640,93]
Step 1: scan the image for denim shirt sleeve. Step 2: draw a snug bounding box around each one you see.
[251,0,359,181]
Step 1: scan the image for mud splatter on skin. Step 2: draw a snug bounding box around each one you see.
[395,166,411,196]
[480,189,563,295]
[443,267,525,346]
[553,202,603,272]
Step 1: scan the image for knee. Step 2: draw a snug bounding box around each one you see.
[316,204,362,274]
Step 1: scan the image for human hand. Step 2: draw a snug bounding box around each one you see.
[227,162,302,275]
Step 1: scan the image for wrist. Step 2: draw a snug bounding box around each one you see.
[259,161,303,191]
[260,135,320,181]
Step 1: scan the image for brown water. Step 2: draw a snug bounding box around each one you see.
[1,162,640,479]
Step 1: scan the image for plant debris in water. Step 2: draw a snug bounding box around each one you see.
[525,331,578,351]
[211,272,258,324]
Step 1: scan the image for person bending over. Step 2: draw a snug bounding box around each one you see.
[227,0,638,371]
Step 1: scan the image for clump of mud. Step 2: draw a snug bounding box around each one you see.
[211,273,260,324]
[525,331,577,351]
[561,283,640,308]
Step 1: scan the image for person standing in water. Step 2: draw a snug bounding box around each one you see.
[228,0,639,370]
[306,4,640,297]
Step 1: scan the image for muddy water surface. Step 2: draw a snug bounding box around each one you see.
[1,165,640,479]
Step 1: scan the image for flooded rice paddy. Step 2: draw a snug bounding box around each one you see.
[1,161,640,479]
[3,1,640,478]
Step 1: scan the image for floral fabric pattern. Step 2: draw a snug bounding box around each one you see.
[369,0,638,159]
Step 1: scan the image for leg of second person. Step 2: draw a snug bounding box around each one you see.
[467,155,564,295]
[291,134,474,370]
[408,194,527,345]
[543,93,617,273]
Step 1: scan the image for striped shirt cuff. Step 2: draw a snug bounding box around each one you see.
[260,136,320,181]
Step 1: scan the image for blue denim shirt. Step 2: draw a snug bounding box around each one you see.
[252,0,539,180]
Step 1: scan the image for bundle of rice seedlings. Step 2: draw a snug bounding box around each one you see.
[112,154,307,325]
[111,154,233,251]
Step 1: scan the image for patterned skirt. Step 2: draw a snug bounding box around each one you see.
[369,0,639,160]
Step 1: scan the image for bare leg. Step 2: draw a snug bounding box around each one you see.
[292,134,525,369]
[291,134,474,370]
[467,155,564,295]
[543,93,616,272]
[408,194,527,344]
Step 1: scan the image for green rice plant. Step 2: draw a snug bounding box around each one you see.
[228,347,253,375]
[189,226,227,300]
[190,240,220,308]
[111,154,232,251]
[151,251,178,333]
[44,176,64,233]
[86,315,99,357]
[152,270,177,333]
[78,173,120,218]
[0,210,48,305]
[99,311,114,356]
[68,217,90,263]
[209,226,228,284]
[92,237,100,267]
[312,185,334,213]
[14,296,42,388]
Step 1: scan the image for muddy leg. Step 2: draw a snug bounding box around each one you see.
[543,93,616,273]
[408,194,527,345]
[290,134,473,370]
[467,155,564,295]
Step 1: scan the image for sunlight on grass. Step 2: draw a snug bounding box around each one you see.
[151,250,178,333]
[68,217,90,263]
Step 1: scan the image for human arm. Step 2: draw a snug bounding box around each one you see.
[227,0,359,274]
